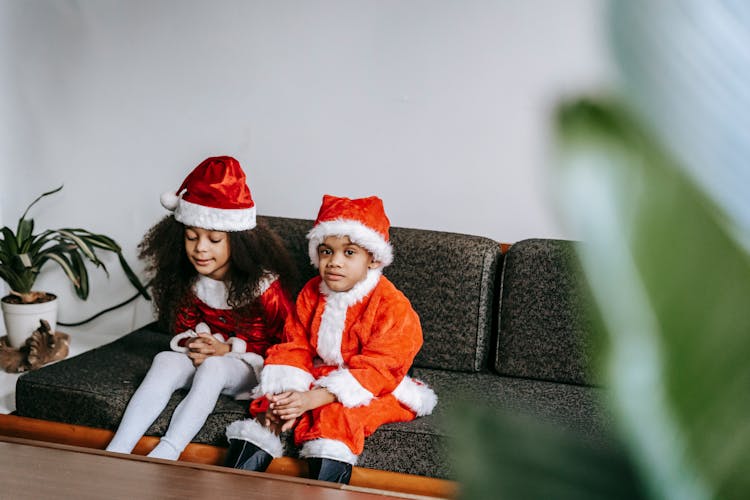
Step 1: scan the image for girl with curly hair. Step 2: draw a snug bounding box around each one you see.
[106,156,297,460]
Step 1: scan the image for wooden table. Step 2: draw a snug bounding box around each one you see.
[0,436,436,499]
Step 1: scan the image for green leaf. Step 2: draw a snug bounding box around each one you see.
[55,230,100,264]
[28,230,58,256]
[16,218,34,250]
[117,252,151,300]
[68,249,90,299]
[42,253,83,298]
[1,227,18,255]
[18,185,63,221]
[555,99,750,499]
[64,229,122,252]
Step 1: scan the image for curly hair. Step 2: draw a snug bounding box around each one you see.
[138,216,299,331]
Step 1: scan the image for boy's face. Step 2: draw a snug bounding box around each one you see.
[318,235,379,292]
[185,226,231,281]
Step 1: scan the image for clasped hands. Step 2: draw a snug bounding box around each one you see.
[261,388,336,433]
[186,331,230,366]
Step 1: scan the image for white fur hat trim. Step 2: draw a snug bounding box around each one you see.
[307,219,393,268]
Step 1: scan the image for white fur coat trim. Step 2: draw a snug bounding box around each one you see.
[225,418,283,458]
[391,376,438,417]
[169,330,196,353]
[300,438,358,465]
[316,269,381,365]
[315,369,374,408]
[257,364,314,396]
[193,273,277,310]
[193,275,230,309]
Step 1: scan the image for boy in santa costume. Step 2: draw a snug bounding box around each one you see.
[224,194,437,483]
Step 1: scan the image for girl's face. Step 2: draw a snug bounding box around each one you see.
[184,226,231,280]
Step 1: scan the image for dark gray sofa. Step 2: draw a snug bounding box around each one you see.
[14,216,610,480]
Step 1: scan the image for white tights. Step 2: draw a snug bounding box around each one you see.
[106,351,256,460]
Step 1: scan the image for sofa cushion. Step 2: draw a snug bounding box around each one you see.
[262,216,502,373]
[360,366,612,479]
[15,326,611,480]
[495,239,597,386]
[14,325,247,444]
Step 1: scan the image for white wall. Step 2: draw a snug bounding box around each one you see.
[0,0,612,335]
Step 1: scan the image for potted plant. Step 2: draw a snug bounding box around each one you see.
[1,186,150,348]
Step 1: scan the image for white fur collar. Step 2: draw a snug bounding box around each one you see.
[316,269,381,365]
[192,273,277,310]
[193,275,230,309]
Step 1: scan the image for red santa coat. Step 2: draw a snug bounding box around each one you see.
[235,269,437,463]
[169,274,292,380]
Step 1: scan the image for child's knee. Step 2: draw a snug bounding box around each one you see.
[196,355,226,374]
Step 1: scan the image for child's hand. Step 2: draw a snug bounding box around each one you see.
[187,333,229,366]
[268,389,336,431]
[258,407,285,434]
[268,391,307,421]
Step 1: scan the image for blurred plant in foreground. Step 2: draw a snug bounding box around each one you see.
[449,2,749,499]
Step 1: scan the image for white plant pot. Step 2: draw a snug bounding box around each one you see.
[1,295,58,348]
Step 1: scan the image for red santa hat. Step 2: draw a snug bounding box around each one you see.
[160,156,256,231]
[307,195,393,268]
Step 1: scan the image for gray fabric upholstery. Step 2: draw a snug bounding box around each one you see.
[495,239,597,386]
[14,326,247,445]
[14,325,611,480]
[349,366,612,478]
[386,227,500,372]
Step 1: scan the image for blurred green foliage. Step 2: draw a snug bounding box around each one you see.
[449,99,749,499]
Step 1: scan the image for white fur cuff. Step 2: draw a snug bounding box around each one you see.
[170,330,196,353]
[392,376,438,416]
[315,369,374,408]
[300,438,358,465]
[227,337,247,353]
[258,364,314,395]
[225,419,284,458]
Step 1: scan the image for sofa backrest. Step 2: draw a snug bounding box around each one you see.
[260,215,502,373]
[495,238,597,386]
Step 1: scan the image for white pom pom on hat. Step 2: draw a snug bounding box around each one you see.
[160,191,180,211]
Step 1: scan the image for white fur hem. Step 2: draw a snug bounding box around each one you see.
[226,419,283,457]
[315,369,374,408]
[300,438,358,465]
[170,330,196,353]
[258,364,314,395]
[174,197,257,232]
[392,376,438,416]
[307,219,393,268]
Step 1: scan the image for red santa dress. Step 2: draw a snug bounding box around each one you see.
[169,273,292,382]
